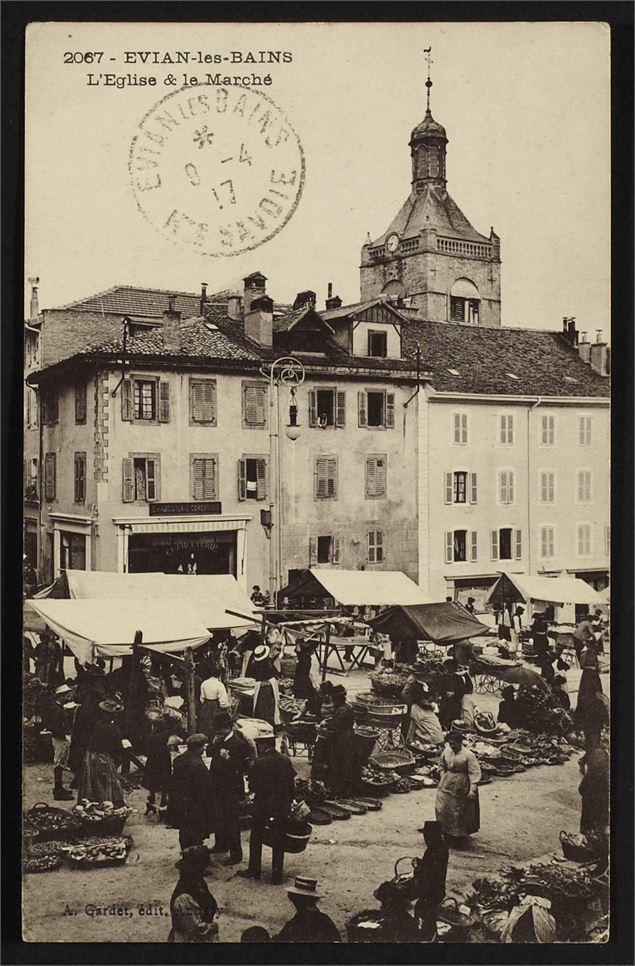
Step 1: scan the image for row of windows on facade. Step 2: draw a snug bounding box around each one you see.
[444,525,610,563]
[451,412,595,446]
[444,469,595,505]
[34,379,397,430]
[38,453,389,504]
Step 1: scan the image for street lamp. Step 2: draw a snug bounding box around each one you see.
[259,357,305,604]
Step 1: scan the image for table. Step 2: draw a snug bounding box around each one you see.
[316,634,376,676]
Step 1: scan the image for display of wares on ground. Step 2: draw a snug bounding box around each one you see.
[23,835,134,873]
[24,802,83,840]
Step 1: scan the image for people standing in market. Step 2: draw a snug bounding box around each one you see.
[274,877,341,942]
[237,729,296,884]
[249,645,281,728]
[579,744,609,868]
[77,698,126,807]
[168,733,213,850]
[199,664,229,741]
[32,629,64,688]
[142,714,172,812]
[465,597,476,615]
[292,637,319,712]
[322,684,356,798]
[310,682,334,783]
[168,845,219,943]
[550,674,571,711]
[575,690,609,752]
[401,660,430,740]
[435,731,481,845]
[45,684,74,800]
[208,711,256,866]
[407,685,444,747]
[409,820,449,941]
[497,686,520,728]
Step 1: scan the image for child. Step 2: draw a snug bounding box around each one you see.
[143,716,172,813]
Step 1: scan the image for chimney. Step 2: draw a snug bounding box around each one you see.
[227,292,242,322]
[243,272,267,315]
[28,276,40,319]
[199,282,208,315]
[162,295,182,351]
[292,290,316,310]
[579,339,591,364]
[244,295,274,348]
[589,341,610,377]
[561,317,578,347]
[326,293,343,311]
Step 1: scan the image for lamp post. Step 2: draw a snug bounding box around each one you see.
[260,357,305,605]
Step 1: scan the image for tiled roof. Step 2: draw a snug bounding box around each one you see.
[57,285,203,318]
[78,316,259,362]
[402,320,609,397]
[370,184,490,247]
[321,297,406,324]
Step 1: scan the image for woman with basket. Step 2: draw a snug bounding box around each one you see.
[77,699,126,807]
[434,731,481,845]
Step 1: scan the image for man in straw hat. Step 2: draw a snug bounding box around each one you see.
[168,734,212,850]
[44,683,74,800]
[273,877,340,943]
[168,845,218,943]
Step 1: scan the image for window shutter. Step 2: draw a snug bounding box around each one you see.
[146,459,157,501]
[491,530,499,561]
[367,458,377,498]
[508,416,514,444]
[358,391,367,427]
[121,379,132,421]
[444,472,452,504]
[204,459,216,499]
[193,458,204,500]
[578,417,584,446]
[309,390,318,427]
[336,391,346,428]
[327,458,337,498]
[238,459,247,500]
[158,381,170,422]
[74,454,81,502]
[44,453,56,501]
[500,415,505,444]
[192,380,203,421]
[515,529,522,560]
[331,535,340,564]
[469,472,478,504]
[309,537,318,566]
[470,531,478,562]
[445,531,453,564]
[376,458,386,497]
[122,458,134,502]
[376,530,384,562]
[34,391,39,427]
[315,459,327,499]
[508,472,514,504]
[75,382,87,424]
[244,386,264,426]
[255,387,266,426]
[385,393,395,428]
[256,458,267,500]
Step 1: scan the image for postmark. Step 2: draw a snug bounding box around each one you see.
[129,84,305,257]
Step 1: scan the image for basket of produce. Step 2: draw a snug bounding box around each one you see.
[370,749,415,773]
[391,778,413,794]
[262,819,313,854]
[345,910,390,942]
[353,692,405,712]
[493,764,516,777]
[359,763,397,796]
[24,853,63,874]
[279,695,303,720]
[286,719,317,743]
[560,831,597,864]
[369,668,410,699]
[73,801,134,835]
[437,896,477,929]
[64,836,131,868]
[474,712,499,736]
[522,862,594,914]
[25,802,83,841]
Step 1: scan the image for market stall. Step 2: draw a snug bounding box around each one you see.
[368,601,489,647]
[485,572,605,623]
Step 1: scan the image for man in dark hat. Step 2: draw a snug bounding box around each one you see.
[44,684,74,800]
[322,683,356,797]
[208,711,256,866]
[168,845,218,943]
[168,734,212,850]
[273,877,340,943]
[409,820,449,940]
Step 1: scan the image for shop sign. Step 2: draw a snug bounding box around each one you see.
[149,501,222,516]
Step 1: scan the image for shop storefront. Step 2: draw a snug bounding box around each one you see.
[449,575,498,612]
[571,569,610,593]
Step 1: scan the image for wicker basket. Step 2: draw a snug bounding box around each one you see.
[25,803,82,841]
[370,749,415,773]
[262,820,312,854]
[76,814,129,836]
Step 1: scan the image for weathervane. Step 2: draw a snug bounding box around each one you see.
[424,46,433,112]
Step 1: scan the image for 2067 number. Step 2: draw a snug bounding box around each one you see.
[63,52,104,64]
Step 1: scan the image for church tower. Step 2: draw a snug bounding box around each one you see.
[360,53,501,326]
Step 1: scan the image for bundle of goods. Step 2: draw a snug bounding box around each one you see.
[64,835,132,867]
[369,667,410,699]
[24,802,83,841]
[72,801,134,835]
[513,687,574,736]
[279,694,304,719]
[560,831,598,864]
[277,676,295,697]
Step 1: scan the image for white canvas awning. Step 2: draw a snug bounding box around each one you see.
[307,569,429,607]
[486,572,605,607]
[27,598,211,663]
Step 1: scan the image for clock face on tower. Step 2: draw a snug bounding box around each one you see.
[385,232,400,253]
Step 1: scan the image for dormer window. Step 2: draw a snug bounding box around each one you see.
[367,330,388,358]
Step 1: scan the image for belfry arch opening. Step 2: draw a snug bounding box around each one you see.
[450,277,480,324]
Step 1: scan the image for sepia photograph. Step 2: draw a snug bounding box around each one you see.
[11,10,627,952]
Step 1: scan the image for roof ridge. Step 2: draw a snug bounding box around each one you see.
[55,283,202,310]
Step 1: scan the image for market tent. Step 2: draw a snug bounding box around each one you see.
[27,598,210,663]
[369,602,489,644]
[486,572,604,607]
[280,569,429,607]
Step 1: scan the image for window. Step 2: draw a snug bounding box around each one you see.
[242,382,267,428]
[450,297,479,324]
[368,530,384,563]
[367,330,388,358]
[499,414,514,445]
[358,390,395,429]
[578,416,592,446]
[445,530,477,563]
[315,457,337,500]
[577,524,592,556]
[604,525,610,556]
[576,469,592,503]
[75,381,87,424]
[491,528,522,561]
[191,455,218,501]
[366,455,387,498]
[444,470,477,505]
[309,534,340,565]
[238,457,267,500]
[452,413,468,444]
[540,526,555,559]
[122,377,170,423]
[189,377,217,425]
[122,455,160,502]
[498,470,515,504]
[310,388,345,428]
[41,390,58,426]
[74,452,86,504]
[25,458,38,502]
[44,453,56,501]
[541,414,555,446]
[26,388,39,429]
[539,470,555,504]
[60,532,86,571]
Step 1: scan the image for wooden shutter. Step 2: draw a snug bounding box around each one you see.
[515,529,522,560]
[469,472,478,504]
[44,453,56,501]
[376,530,384,562]
[74,453,85,503]
[255,387,266,426]
[445,472,453,504]
[158,381,170,422]
[191,379,216,423]
[470,531,478,562]
[490,530,499,561]
[122,458,134,502]
[358,391,367,427]
[256,458,267,500]
[309,537,318,566]
[244,385,265,427]
[121,378,132,421]
[366,458,376,498]
[75,382,87,424]
[508,472,514,504]
[385,393,395,428]
[309,390,318,427]
[376,457,386,497]
[315,458,327,499]
[445,532,453,564]
[327,458,337,498]
[238,459,247,500]
[193,458,214,500]
[508,416,514,444]
[335,391,346,428]
[331,534,340,564]
[146,459,157,501]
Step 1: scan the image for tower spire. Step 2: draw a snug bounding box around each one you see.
[424,46,433,113]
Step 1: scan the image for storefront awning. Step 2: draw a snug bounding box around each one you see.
[485,572,605,607]
[369,602,489,644]
[279,569,429,607]
[27,599,210,663]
